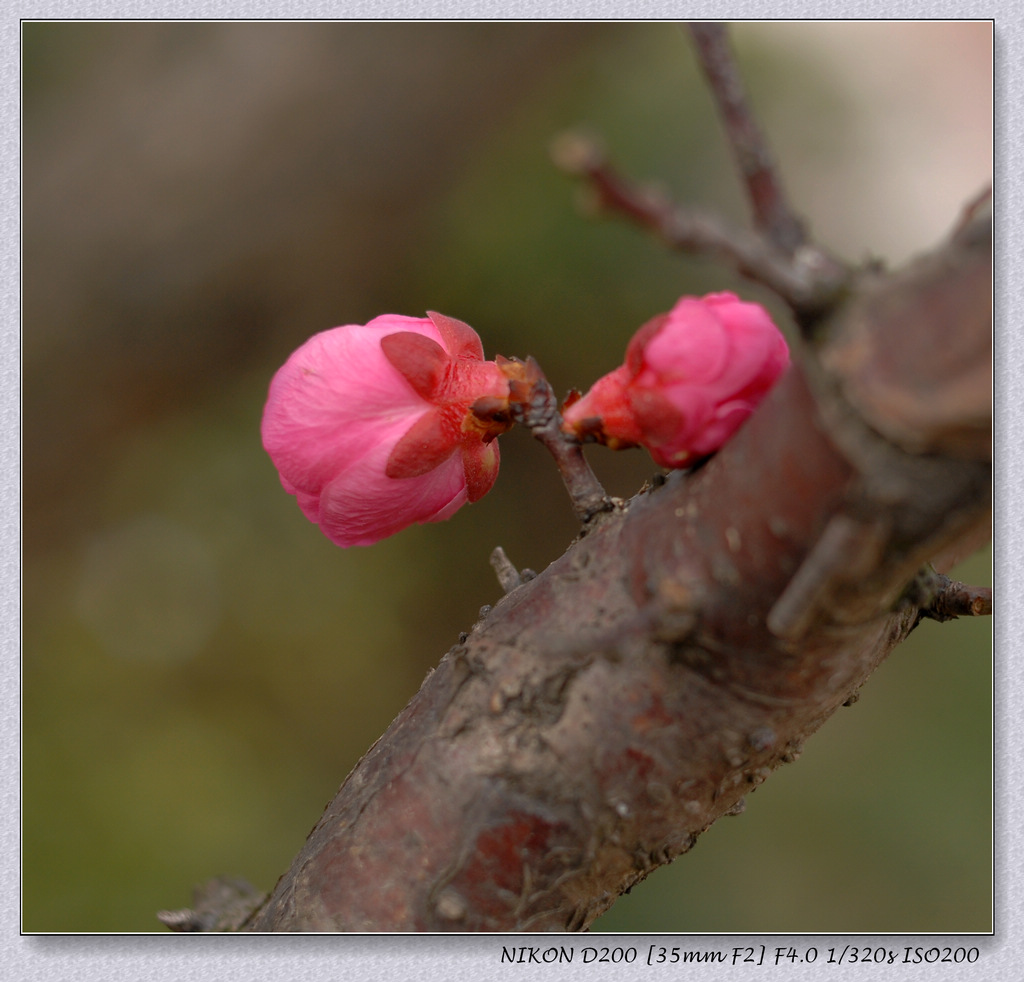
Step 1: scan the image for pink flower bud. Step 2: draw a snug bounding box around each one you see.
[261,311,515,546]
[562,292,790,468]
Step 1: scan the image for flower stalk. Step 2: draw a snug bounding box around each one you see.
[503,355,613,523]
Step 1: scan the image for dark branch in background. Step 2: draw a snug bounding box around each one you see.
[687,22,806,254]
[550,130,848,319]
[552,23,852,323]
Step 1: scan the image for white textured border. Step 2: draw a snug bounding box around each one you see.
[8,4,1020,981]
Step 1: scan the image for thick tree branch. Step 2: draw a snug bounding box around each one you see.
[244,203,990,932]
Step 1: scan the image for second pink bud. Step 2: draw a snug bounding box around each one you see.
[562,292,790,468]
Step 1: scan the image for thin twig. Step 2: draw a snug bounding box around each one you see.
[158,877,265,932]
[687,22,806,255]
[490,546,535,593]
[551,130,848,318]
[920,574,992,622]
[535,430,614,524]
[505,357,613,523]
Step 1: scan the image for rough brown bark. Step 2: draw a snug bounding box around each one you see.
[245,202,990,932]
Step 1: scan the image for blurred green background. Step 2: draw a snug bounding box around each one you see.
[22,22,992,932]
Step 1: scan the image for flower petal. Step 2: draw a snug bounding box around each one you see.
[641,298,729,384]
[262,321,436,496]
[318,441,468,546]
[428,310,485,361]
[624,314,668,376]
[381,331,451,399]
[385,409,458,479]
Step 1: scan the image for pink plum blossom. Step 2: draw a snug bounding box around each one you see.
[261,311,515,547]
[562,292,790,468]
